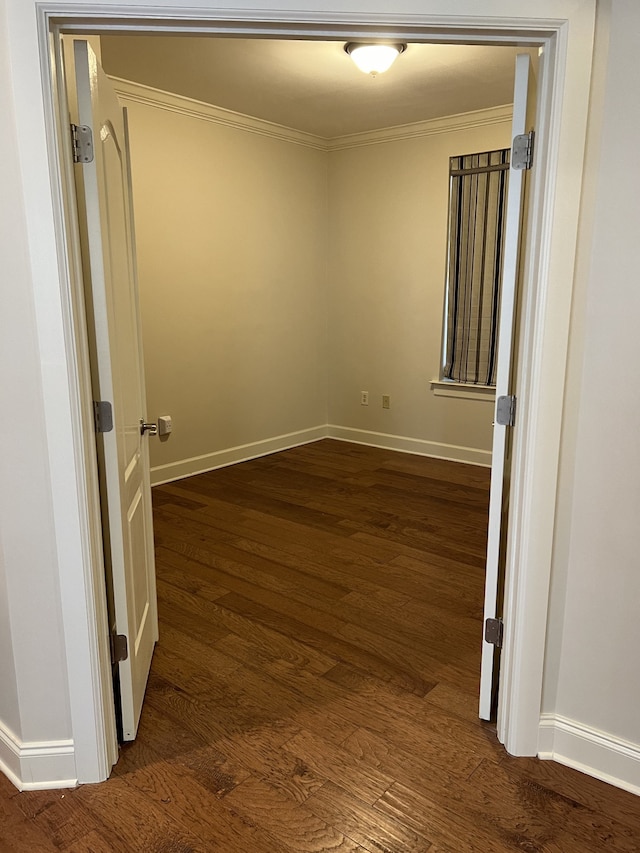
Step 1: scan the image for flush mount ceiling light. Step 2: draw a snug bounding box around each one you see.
[345,43,407,76]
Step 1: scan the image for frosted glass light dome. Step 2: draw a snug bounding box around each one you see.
[345,43,406,76]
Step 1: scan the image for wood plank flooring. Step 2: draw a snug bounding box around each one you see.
[3,439,640,851]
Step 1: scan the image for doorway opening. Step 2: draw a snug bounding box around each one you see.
[39,4,593,787]
[68,28,529,749]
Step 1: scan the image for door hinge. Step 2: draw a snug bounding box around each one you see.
[111,633,129,664]
[485,617,504,648]
[512,130,535,170]
[93,400,113,433]
[495,394,517,427]
[71,123,94,164]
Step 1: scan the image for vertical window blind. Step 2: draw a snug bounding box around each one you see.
[443,148,510,386]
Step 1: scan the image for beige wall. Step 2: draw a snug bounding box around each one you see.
[327,121,511,458]
[122,98,329,481]
[121,86,509,479]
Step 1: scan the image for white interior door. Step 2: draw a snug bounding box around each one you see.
[479,54,536,720]
[71,40,158,741]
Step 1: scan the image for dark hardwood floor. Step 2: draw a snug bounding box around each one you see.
[2,439,640,851]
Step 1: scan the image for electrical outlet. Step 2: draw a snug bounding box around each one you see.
[158,415,173,436]
[382,395,391,409]
[361,391,369,406]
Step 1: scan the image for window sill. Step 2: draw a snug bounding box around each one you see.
[430,380,496,401]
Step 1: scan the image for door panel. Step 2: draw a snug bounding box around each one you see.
[479,53,537,721]
[71,39,158,740]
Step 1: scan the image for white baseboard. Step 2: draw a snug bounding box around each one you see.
[150,426,328,485]
[538,714,640,796]
[0,721,77,791]
[150,424,492,485]
[326,425,492,467]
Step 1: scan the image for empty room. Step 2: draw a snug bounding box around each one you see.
[93,32,512,762]
[3,3,640,850]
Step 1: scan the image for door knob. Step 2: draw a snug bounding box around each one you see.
[140,420,158,436]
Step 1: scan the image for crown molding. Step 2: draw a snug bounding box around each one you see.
[109,76,329,151]
[110,75,512,152]
[328,104,513,150]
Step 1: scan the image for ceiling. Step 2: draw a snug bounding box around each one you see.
[100,36,532,139]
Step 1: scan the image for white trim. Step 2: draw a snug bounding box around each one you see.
[48,32,120,785]
[0,721,21,788]
[326,425,492,467]
[151,426,491,486]
[328,104,513,150]
[23,1,595,787]
[110,76,327,150]
[496,15,594,755]
[539,714,640,797]
[0,721,77,792]
[150,426,327,485]
[430,380,496,401]
[50,9,570,44]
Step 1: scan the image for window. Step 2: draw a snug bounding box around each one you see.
[442,148,510,386]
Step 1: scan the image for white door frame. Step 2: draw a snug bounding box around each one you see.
[33,1,595,784]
